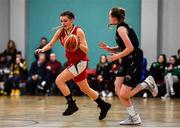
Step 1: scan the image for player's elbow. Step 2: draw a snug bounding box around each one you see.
[130,46,134,52]
[85,47,88,54]
[127,46,134,53]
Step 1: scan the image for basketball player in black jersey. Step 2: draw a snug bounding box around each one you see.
[99,8,158,125]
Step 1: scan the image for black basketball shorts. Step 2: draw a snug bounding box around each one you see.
[116,48,143,87]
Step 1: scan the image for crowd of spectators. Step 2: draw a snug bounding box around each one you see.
[0,38,180,99]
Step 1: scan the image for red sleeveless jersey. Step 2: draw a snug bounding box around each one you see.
[59,26,89,65]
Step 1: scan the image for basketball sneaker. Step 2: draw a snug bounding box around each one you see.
[144,76,158,97]
[99,102,111,120]
[63,100,79,116]
[107,92,113,97]
[161,93,170,99]
[119,114,141,125]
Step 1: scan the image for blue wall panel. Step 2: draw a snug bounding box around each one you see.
[27,0,141,68]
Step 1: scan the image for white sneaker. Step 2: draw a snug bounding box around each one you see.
[161,93,170,99]
[144,76,158,97]
[142,92,148,98]
[119,114,141,125]
[107,92,113,97]
[101,91,106,97]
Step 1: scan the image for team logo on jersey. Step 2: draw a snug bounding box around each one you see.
[125,75,131,81]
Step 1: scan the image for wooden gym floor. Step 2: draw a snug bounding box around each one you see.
[0,96,180,128]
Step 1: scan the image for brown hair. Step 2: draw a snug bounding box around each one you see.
[60,11,75,19]
[110,8,125,22]
[7,40,16,50]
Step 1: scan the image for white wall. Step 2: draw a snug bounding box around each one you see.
[159,0,180,59]
[141,0,180,66]
[0,0,26,57]
[0,0,9,53]
[10,0,26,57]
[141,0,158,68]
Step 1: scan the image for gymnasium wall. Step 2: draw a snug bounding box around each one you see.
[10,0,26,58]
[27,0,141,68]
[0,0,26,58]
[141,0,158,68]
[158,0,180,59]
[0,0,9,52]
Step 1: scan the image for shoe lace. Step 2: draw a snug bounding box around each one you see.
[122,116,133,123]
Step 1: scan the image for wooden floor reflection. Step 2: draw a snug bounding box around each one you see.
[0,96,180,128]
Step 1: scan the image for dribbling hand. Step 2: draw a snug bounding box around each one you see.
[35,49,44,54]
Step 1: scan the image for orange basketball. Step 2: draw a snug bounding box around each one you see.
[64,34,79,52]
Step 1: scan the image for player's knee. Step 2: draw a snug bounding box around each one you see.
[55,76,63,86]
[114,80,122,87]
[115,83,122,92]
[164,74,169,80]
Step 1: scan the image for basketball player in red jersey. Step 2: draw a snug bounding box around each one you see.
[36,11,111,120]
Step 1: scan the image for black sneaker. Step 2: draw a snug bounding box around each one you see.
[62,100,79,116]
[99,102,111,120]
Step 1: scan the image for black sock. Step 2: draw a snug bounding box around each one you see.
[95,96,105,107]
[65,94,73,103]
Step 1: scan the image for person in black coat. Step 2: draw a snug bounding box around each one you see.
[27,53,47,95]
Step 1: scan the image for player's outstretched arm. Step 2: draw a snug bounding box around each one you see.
[99,42,120,53]
[35,27,63,53]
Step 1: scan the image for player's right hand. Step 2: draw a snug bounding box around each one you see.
[99,42,107,48]
[98,42,110,51]
[35,49,44,54]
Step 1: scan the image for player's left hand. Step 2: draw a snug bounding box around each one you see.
[107,53,120,62]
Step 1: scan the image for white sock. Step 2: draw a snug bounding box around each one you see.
[127,106,136,117]
[140,82,148,89]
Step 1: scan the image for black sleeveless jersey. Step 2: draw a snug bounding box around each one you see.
[116,22,139,51]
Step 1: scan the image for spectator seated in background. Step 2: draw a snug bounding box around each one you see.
[149,54,167,84]
[27,53,47,95]
[35,37,52,61]
[161,55,180,99]
[108,60,121,97]
[96,55,111,97]
[6,51,28,96]
[3,40,17,65]
[0,53,11,95]
[37,53,62,95]
[146,54,167,98]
